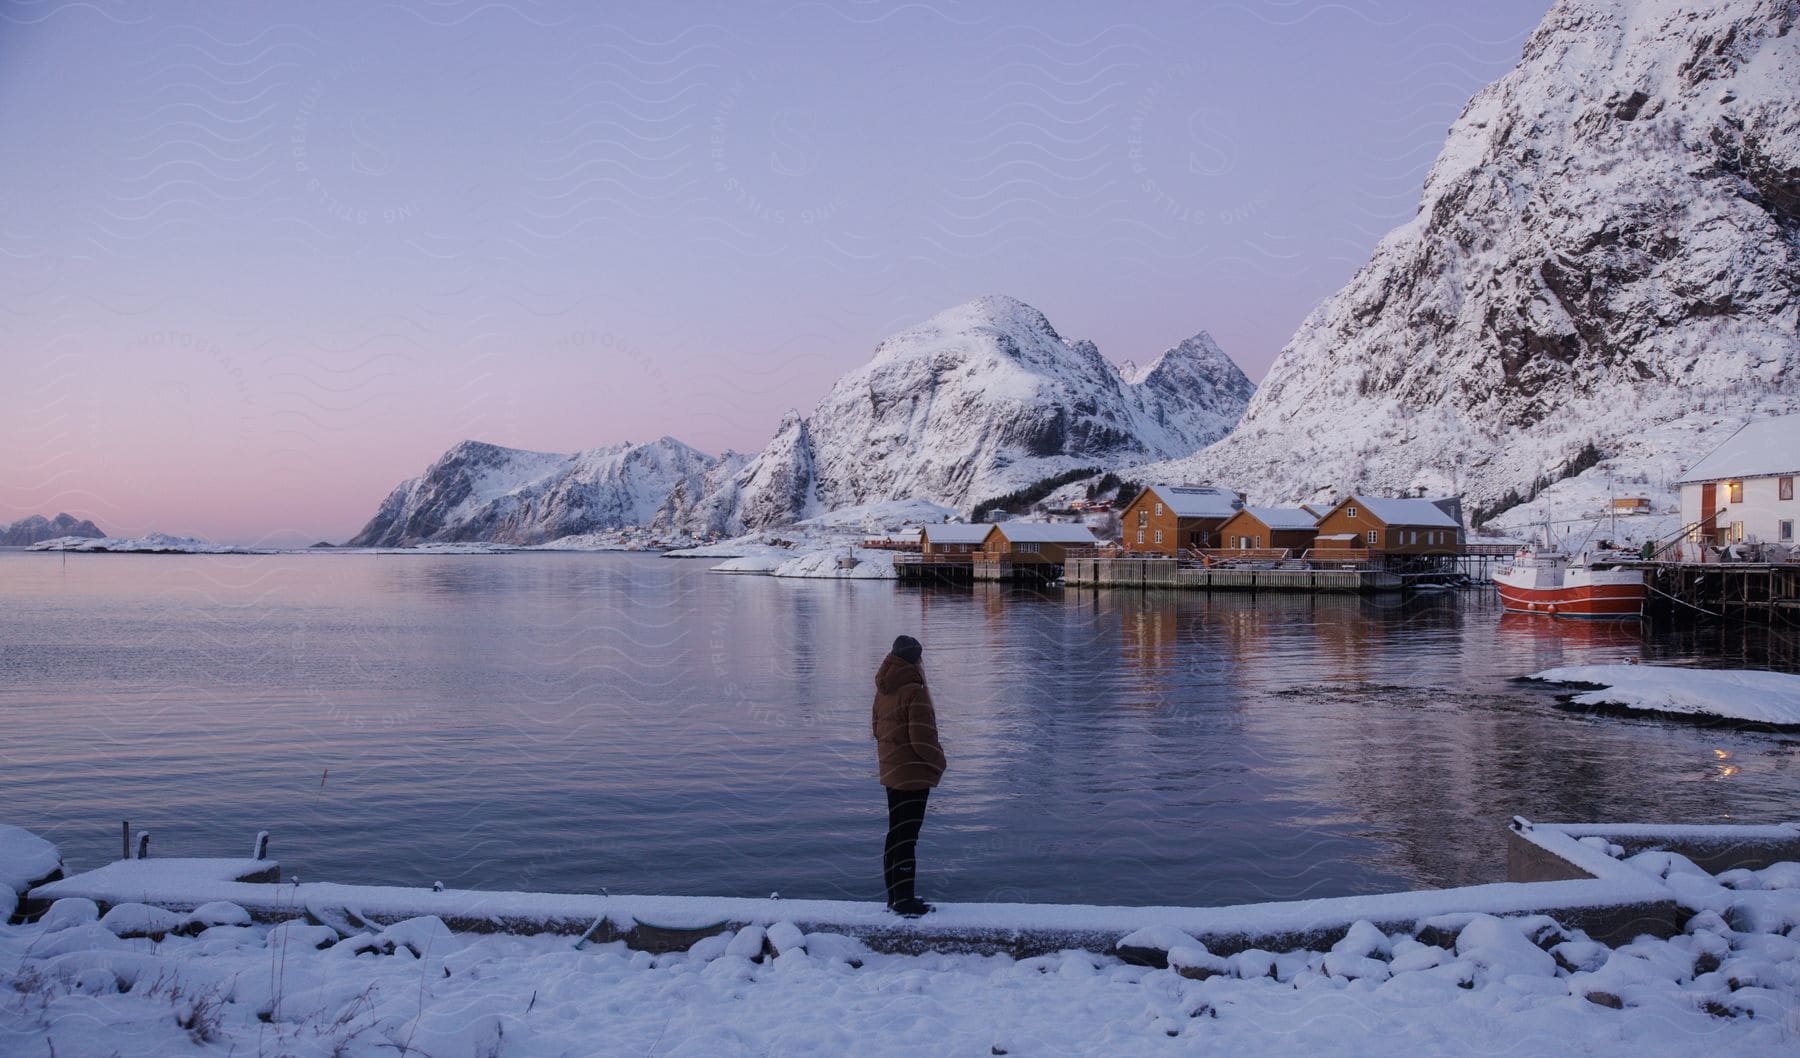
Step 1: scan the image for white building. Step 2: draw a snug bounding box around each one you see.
[1677,413,1800,546]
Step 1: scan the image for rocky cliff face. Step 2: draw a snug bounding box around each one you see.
[663,295,1254,534]
[0,513,105,546]
[349,437,724,546]
[1144,0,1800,521]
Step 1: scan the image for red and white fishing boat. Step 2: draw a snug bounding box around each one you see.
[1494,549,1645,619]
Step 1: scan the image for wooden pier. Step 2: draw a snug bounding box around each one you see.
[892,553,975,584]
[1064,555,1402,593]
[1620,561,1800,621]
[894,553,1063,585]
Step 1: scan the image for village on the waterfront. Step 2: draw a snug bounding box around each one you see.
[867,411,1800,625]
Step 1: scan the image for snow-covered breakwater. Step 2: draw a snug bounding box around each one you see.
[6,820,1799,1057]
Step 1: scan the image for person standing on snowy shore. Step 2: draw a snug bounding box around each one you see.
[872,634,946,917]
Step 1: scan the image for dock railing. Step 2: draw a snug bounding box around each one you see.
[1063,546,1144,560]
[894,552,975,565]
[1460,543,1521,557]
[1193,547,1292,565]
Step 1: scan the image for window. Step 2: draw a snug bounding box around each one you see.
[1136,530,1145,545]
[1137,510,1148,528]
[1154,530,1164,545]
[1346,506,1358,519]
[1728,481,1743,504]
[1730,521,1745,542]
[1015,541,1038,554]
[1155,503,1164,516]
[1367,530,1378,545]
[1781,520,1794,542]
[1254,535,1262,549]
[1782,477,1794,501]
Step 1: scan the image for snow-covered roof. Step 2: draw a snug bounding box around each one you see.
[920,524,992,545]
[1677,413,1800,484]
[1145,484,1241,519]
[986,522,1098,544]
[1236,507,1320,531]
[1351,496,1460,528]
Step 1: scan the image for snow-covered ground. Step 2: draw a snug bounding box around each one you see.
[1528,665,1800,727]
[708,545,898,579]
[3,826,1795,1057]
[529,530,666,551]
[668,498,959,577]
[796,498,957,531]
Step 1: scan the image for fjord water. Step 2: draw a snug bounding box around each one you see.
[2,551,1794,907]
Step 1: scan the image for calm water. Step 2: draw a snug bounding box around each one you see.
[2,551,1795,907]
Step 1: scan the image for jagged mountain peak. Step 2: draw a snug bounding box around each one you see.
[659,297,1255,535]
[349,436,727,546]
[900,294,1059,342]
[1138,332,1240,383]
[1145,0,1800,519]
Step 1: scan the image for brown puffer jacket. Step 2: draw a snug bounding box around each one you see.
[871,653,946,790]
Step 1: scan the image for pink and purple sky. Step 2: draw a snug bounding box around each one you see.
[0,0,1552,545]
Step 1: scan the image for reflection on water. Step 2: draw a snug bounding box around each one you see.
[0,552,1794,907]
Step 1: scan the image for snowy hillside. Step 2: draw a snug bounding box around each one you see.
[662,295,1254,535]
[1141,0,1800,526]
[348,438,728,546]
[0,513,104,546]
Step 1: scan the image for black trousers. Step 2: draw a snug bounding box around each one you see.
[883,786,930,905]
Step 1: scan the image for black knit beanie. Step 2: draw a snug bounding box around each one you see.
[891,635,923,664]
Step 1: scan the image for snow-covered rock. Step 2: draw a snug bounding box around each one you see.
[348,437,729,546]
[186,902,252,930]
[1455,914,1557,980]
[0,825,61,919]
[765,921,806,956]
[99,902,186,940]
[0,513,104,546]
[37,898,99,932]
[661,295,1253,534]
[1142,0,1800,526]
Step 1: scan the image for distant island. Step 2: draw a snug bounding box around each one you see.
[0,513,104,546]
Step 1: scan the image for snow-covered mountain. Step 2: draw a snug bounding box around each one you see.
[661,295,1254,534]
[1,513,104,546]
[348,438,727,546]
[1143,0,1800,524]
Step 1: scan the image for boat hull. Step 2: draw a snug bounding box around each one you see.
[1494,579,1645,619]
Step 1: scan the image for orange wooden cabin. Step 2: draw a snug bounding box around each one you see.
[1310,495,1463,554]
[1215,507,1320,552]
[1118,484,1244,555]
